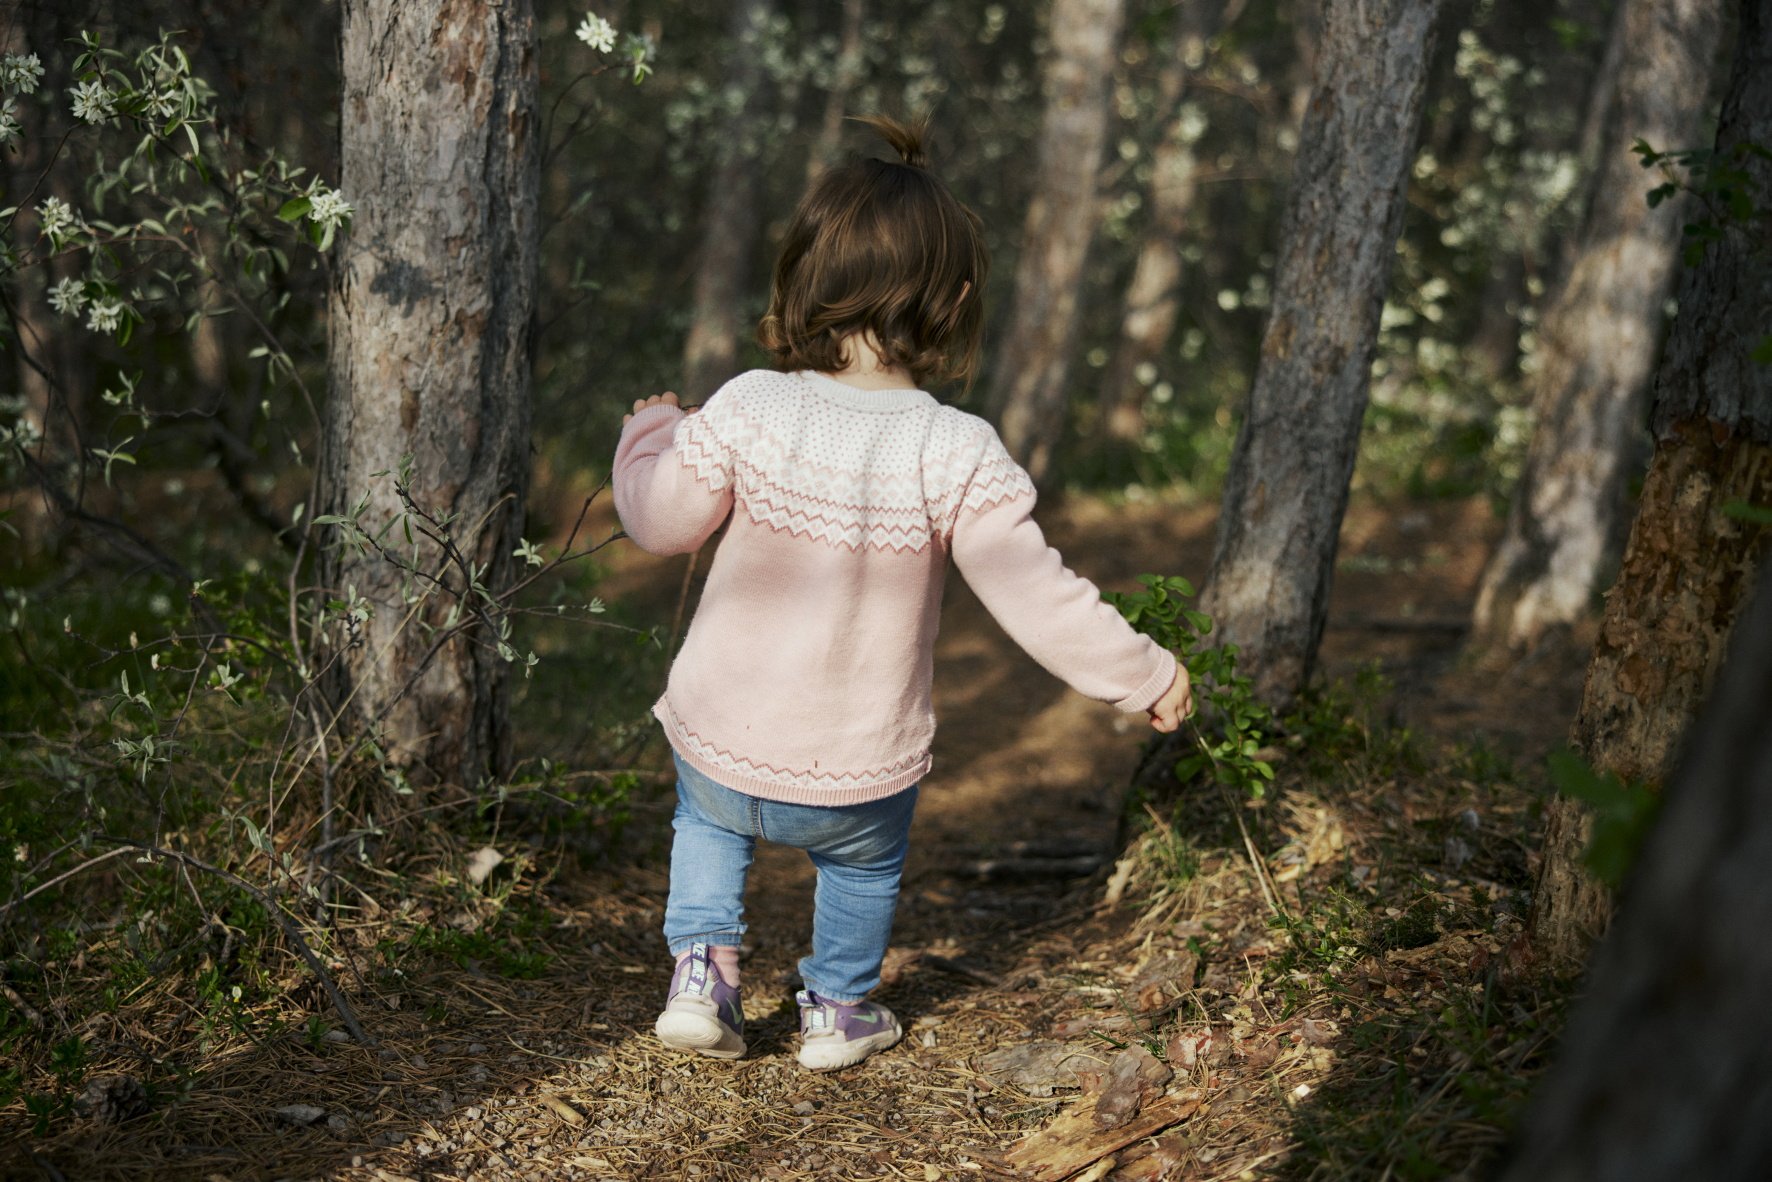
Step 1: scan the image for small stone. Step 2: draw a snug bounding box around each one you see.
[793,1100,816,1115]
[327,1114,348,1131]
[274,1104,327,1127]
[323,1029,351,1043]
[467,1042,489,1054]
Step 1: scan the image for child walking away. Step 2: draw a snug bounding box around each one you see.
[613,115,1194,1071]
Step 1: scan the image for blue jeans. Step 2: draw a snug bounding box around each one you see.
[663,753,918,1003]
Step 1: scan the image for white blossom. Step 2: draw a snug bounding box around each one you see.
[0,98,19,146]
[69,79,117,124]
[307,187,354,232]
[1,53,44,95]
[148,88,180,120]
[48,277,87,317]
[86,298,125,335]
[38,196,75,241]
[576,13,618,53]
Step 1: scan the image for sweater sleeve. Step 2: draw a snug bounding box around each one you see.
[612,399,736,555]
[949,443,1177,714]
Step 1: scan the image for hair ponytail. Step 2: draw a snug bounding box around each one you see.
[849,113,930,169]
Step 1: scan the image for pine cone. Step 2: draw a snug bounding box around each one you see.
[74,1073,150,1126]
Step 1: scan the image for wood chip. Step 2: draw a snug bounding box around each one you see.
[537,1093,585,1125]
[1003,1089,1203,1182]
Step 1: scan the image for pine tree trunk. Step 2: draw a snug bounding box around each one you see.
[1199,0,1443,705]
[1499,553,1772,1181]
[681,0,772,398]
[1466,0,1627,381]
[1470,0,1722,654]
[986,0,1127,486]
[6,11,94,547]
[1531,0,1772,967]
[1098,1,1224,443]
[803,0,865,189]
[319,0,539,790]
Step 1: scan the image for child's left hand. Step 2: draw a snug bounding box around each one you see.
[624,391,680,425]
[1147,660,1195,733]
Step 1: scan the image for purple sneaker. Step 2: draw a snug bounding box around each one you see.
[795,989,902,1071]
[655,943,746,1059]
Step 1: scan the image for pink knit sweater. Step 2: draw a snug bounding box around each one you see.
[613,369,1177,805]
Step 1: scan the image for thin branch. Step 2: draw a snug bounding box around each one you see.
[0,846,134,920]
[90,837,375,1046]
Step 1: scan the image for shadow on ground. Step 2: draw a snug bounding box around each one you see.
[1,491,1587,1181]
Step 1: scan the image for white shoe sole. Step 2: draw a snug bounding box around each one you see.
[655,1007,746,1059]
[796,1019,902,1071]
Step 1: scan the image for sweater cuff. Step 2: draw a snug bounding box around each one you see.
[622,402,683,439]
[1113,650,1178,714]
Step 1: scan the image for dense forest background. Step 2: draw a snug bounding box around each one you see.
[3,0,1769,1177]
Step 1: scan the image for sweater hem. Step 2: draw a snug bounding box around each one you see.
[655,702,930,806]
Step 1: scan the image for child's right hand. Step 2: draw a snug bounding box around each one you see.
[624,391,681,425]
[1147,660,1195,733]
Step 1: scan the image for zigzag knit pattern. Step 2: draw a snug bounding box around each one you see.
[673,370,1035,553]
[658,700,929,793]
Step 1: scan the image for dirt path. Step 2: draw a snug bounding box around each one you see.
[457,491,1581,1181]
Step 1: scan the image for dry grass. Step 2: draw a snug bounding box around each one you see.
[1,494,1585,1180]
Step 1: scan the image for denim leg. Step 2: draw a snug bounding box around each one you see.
[662,767,756,955]
[793,787,917,1002]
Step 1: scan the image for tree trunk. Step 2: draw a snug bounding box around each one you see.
[1466,0,1627,381]
[986,0,1127,486]
[1499,554,1772,1181]
[320,0,539,789]
[1531,0,1772,968]
[1098,1,1226,443]
[803,0,865,190]
[681,0,772,398]
[1470,0,1722,654]
[1199,0,1443,705]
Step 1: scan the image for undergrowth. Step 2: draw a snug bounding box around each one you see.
[1106,577,1568,1180]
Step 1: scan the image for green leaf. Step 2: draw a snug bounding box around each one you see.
[1172,754,1208,782]
[1721,499,1772,525]
[1752,336,1772,367]
[277,196,311,222]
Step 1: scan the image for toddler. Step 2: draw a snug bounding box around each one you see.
[613,116,1193,1072]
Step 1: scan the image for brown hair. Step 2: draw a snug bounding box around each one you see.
[757,115,988,388]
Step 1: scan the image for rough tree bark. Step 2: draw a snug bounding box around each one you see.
[1470,0,1722,653]
[320,0,539,788]
[681,0,773,399]
[1098,0,1227,443]
[1531,0,1771,968]
[1199,0,1443,705]
[1499,554,1772,1181]
[986,0,1127,486]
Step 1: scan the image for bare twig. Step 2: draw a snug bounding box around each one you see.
[0,977,45,1028]
[91,837,376,1047]
[0,846,134,921]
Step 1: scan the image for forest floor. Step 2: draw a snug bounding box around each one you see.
[0,491,1589,1182]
